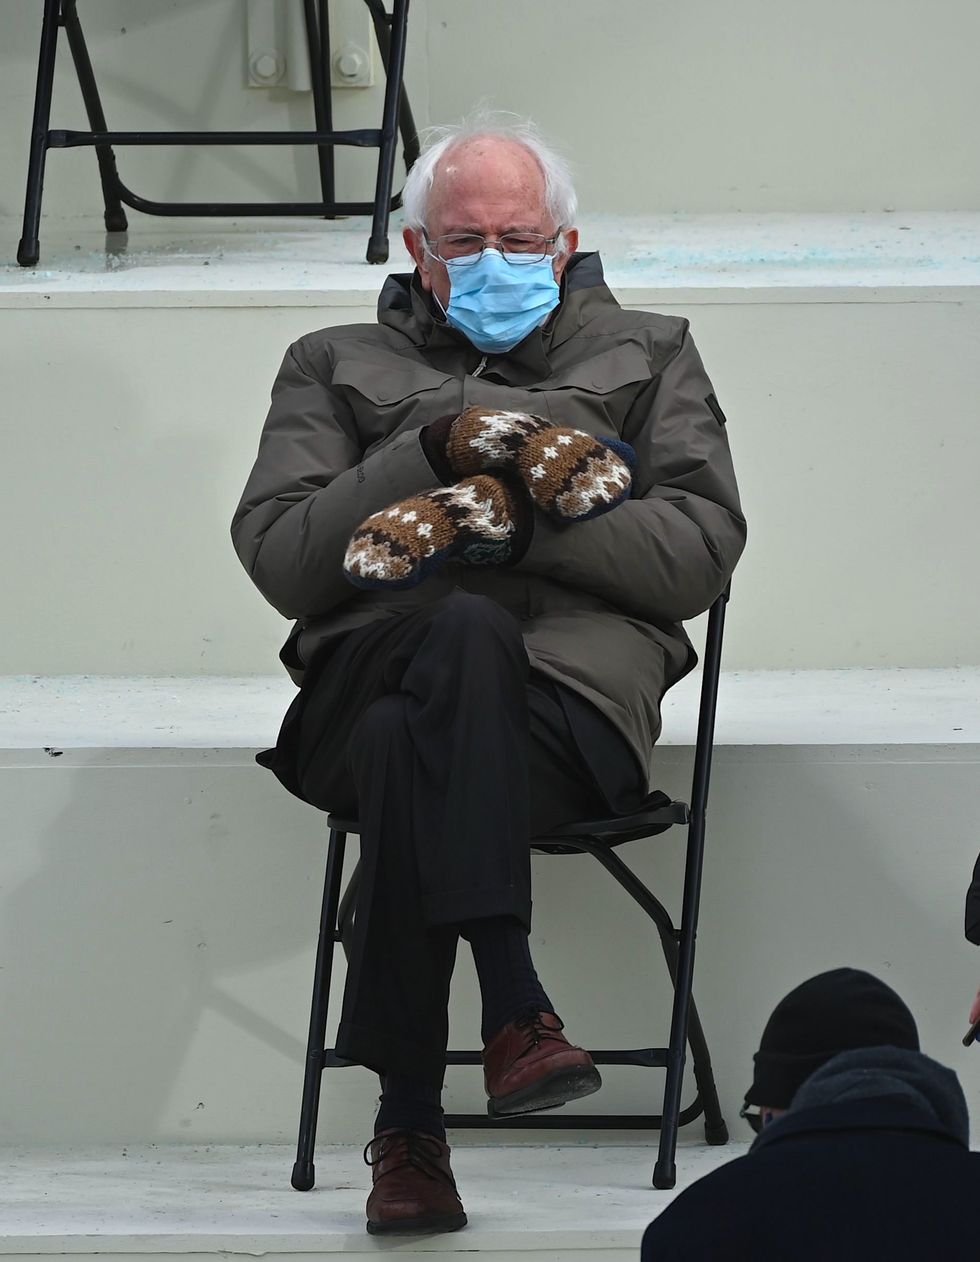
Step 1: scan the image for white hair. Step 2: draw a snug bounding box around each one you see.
[400,110,578,243]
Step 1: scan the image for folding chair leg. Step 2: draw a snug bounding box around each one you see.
[61,0,128,233]
[17,0,61,266]
[396,82,420,174]
[650,916,726,1146]
[654,813,710,1188]
[304,0,336,215]
[366,0,420,196]
[685,997,728,1143]
[581,837,725,1156]
[291,828,348,1192]
[366,0,410,263]
[653,942,693,1187]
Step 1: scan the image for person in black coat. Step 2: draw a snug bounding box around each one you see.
[642,976,980,1261]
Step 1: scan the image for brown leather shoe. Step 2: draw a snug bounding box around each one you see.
[364,1128,467,1235]
[482,1011,602,1117]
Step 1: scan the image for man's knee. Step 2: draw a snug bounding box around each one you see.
[350,693,411,765]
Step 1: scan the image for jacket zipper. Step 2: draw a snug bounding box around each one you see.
[472,355,487,377]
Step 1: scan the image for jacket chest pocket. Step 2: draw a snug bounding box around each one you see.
[331,361,457,451]
[532,345,652,438]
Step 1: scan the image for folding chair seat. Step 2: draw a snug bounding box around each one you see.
[290,588,732,1192]
[18,0,418,267]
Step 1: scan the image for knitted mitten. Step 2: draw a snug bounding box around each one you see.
[344,475,530,590]
[425,406,636,522]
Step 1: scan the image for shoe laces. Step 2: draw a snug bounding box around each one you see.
[513,1010,566,1057]
[363,1129,448,1183]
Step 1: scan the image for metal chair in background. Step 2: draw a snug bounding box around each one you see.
[17,0,419,267]
[291,587,733,1193]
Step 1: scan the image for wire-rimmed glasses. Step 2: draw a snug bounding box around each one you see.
[739,1103,764,1135]
[423,229,564,266]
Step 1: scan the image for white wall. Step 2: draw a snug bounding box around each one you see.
[3,744,979,1145]
[2,292,978,675]
[2,0,980,222]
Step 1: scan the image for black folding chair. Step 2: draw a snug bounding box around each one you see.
[17,0,419,267]
[291,587,732,1192]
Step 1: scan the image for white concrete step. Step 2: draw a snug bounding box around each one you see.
[0,1142,747,1262]
[3,212,979,306]
[2,667,979,753]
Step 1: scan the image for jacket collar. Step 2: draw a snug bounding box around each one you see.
[375,251,618,384]
[751,1095,969,1154]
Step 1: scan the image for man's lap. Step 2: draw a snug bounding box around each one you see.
[258,592,645,824]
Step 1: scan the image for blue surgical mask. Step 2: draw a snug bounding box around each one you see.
[439,248,561,354]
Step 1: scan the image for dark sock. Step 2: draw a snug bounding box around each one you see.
[462,915,554,1044]
[374,1073,446,1141]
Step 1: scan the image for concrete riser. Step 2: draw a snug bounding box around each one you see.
[4,744,978,1146]
[1,296,979,675]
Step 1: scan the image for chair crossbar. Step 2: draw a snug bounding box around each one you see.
[48,129,384,149]
[323,1047,668,1068]
[111,192,397,219]
[441,1102,706,1131]
[448,1049,671,1069]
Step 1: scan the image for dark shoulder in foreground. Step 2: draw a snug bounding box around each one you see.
[641,1132,980,1262]
[641,1150,757,1262]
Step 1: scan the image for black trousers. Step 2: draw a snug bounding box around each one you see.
[262,590,645,1085]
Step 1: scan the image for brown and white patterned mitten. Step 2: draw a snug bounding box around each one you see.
[425,406,636,522]
[343,474,529,590]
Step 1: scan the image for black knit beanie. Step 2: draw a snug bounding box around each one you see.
[744,968,920,1109]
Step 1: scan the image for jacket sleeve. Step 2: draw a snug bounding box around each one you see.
[965,854,980,945]
[231,341,441,620]
[515,323,746,624]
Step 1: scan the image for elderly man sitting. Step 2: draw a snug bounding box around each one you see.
[232,112,745,1235]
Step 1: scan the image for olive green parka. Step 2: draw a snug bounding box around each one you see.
[232,252,746,784]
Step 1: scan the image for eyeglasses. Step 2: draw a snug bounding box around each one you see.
[423,229,564,266]
[739,1103,763,1135]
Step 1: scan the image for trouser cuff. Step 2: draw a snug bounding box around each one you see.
[423,885,530,931]
[335,1020,447,1088]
